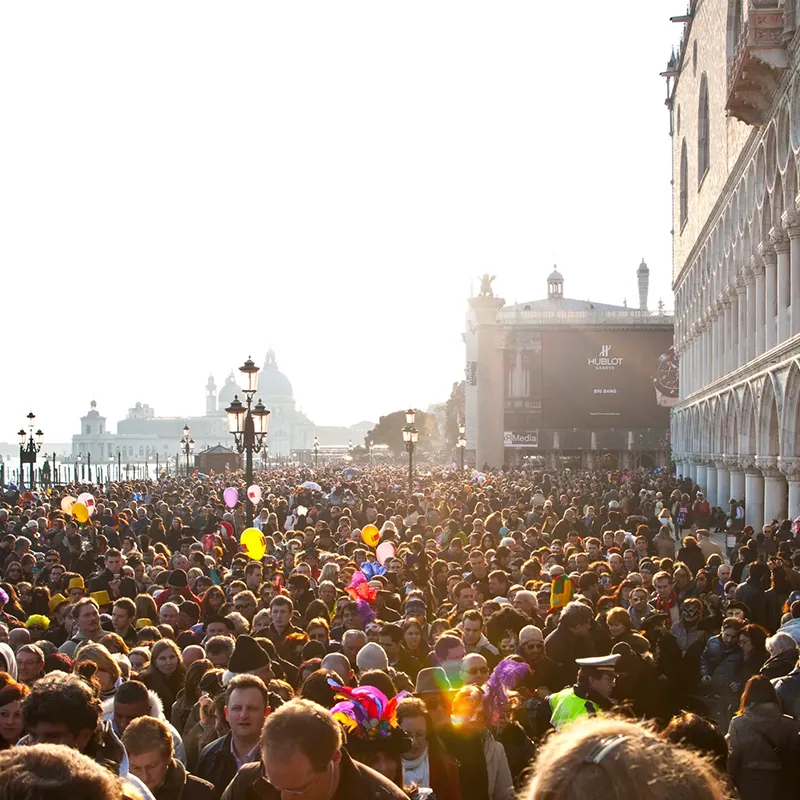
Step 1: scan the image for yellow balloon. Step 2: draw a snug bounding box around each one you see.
[61,496,77,515]
[72,502,89,524]
[240,527,266,561]
[361,525,380,548]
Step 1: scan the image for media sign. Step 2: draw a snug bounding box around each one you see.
[504,431,539,448]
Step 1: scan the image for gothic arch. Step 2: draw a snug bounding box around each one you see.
[757,374,781,456]
[740,383,757,455]
[780,359,800,458]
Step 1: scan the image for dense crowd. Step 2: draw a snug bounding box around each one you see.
[0,463,798,800]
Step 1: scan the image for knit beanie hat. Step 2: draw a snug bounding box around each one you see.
[228,635,270,674]
[356,641,389,672]
[167,569,188,588]
[518,625,544,647]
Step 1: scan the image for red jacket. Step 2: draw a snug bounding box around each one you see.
[429,749,461,800]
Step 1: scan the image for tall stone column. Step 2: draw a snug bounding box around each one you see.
[726,455,746,504]
[688,459,697,483]
[704,313,712,383]
[728,291,739,372]
[779,458,800,520]
[716,459,730,507]
[743,457,765,528]
[706,460,718,507]
[757,456,787,523]
[744,267,756,363]
[710,305,720,381]
[695,460,707,494]
[770,227,791,345]
[752,254,766,357]
[469,294,505,470]
[761,242,778,352]
[783,209,800,337]
[735,279,747,368]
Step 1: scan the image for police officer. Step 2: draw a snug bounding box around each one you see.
[535,654,620,735]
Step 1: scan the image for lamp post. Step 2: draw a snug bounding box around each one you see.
[348,439,353,457]
[401,408,418,492]
[225,356,270,527]
[87,452,92,484]
[180,425,195,478]
[18,412,43,490]
[313,436,319,468]
[457,420,466,471]
[77,453,84,482]
[117,451,122,481]
[108,454,114,484]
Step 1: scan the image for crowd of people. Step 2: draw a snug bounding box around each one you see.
[0,462,798,799]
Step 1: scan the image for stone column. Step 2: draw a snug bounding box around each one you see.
[779,458,800,520]
[784,209,800,337]
[770,227,791,344]
[735,278,747,368]
[688,458,697,483]
[710,305,720,381]
[716,459,730,507]
[743,458,765,529]
[469,294,506,470]
[706,460,718,507]
[695,460,707,494]
[752,254,766,357]
[705,313,712,383]
[727,455,746,504]
[728,290,739,372]
[761,242,778,351]
[744,267,756,363]
[757,456,787,523]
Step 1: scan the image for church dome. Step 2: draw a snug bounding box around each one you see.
[547,267,563,281]
[261,349,294,399]
[217,372,240,410]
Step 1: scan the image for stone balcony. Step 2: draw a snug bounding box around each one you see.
[727,4,789,125]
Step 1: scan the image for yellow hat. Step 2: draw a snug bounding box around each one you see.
[135,618,153,630]
[48,593,68,614]
[90,590,112,607]
[68,576,85,591]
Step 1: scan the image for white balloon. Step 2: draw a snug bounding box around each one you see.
[77,492,96,516]
[247,484,262,505]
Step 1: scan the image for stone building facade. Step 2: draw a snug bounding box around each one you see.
[465,269,675,470]
[668,0,800,524]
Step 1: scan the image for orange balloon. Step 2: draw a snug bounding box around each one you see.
[361,525,380,548]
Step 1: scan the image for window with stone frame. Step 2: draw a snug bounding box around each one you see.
[698,74,710,183]
[680,139,689,228]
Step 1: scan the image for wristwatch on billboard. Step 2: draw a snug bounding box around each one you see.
[653,346,679,407]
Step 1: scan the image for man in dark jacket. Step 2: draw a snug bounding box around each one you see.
[222,699,406,800]
[734,561,769,629]
[544,601,596,688]
[123,715,214,800]
[196,675,271,799]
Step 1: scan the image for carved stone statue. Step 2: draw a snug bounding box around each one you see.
[478,274,496,297]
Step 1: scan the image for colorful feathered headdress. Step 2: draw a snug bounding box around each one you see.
[482,658,530,726]
[328,681,412,754]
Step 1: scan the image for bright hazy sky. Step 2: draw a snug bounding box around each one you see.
[0,2,680,444]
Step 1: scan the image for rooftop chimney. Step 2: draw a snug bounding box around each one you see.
[637,258,650,310]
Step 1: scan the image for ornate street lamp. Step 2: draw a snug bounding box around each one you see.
[76,453,84,482]
[226,356,270,526]
[180,425,195,478]
[313,436,320,467]
[457,420,466,471]
[402,409,419,491]
[18,412,43,489]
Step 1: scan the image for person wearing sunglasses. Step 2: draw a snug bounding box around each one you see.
[461,654,490,687]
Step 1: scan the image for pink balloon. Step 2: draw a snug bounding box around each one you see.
[376,541,395,566]
[223,487,239,508]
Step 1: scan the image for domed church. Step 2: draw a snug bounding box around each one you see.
[204,349,315,455]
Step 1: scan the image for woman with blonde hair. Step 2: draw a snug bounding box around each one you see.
[524,717,727,800]
[74,643,121,700]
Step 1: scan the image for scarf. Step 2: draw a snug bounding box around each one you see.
[653,591,679,623]
[402,748,430,789]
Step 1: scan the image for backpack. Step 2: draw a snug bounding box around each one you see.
[676,505,688,526]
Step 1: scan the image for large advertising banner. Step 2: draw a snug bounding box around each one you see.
[541,330,676,429]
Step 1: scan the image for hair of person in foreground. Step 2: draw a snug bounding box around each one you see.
[522,717,728,800]
[0,742,133,800]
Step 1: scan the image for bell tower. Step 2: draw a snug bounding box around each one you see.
[206,375,217,415]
